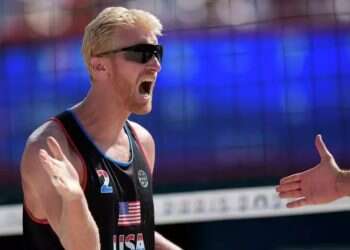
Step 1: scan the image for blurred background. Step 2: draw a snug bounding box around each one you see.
[1,0,350,249]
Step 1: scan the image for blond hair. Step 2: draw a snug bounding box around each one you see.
[82,7,163,73]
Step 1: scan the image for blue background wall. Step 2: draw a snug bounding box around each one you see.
[1,1,350,248]
[1,25,350,200]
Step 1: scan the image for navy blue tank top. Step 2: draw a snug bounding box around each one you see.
[23,110,155,250]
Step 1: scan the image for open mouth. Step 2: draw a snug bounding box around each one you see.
[139,81,153,95]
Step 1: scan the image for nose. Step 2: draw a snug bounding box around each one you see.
[146,55,161,73]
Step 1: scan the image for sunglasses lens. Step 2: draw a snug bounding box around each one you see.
[142,51,154,63]
[154,49,162,62]
[124,51,144,63]
[123,45,162,64]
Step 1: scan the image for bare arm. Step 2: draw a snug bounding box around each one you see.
[155,232,183,250]
[130,121,183,250]
[276,134,350,208]
[21,124,100,250]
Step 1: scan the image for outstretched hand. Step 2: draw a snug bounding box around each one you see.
[276,134,343,208]
[39,136,83,201]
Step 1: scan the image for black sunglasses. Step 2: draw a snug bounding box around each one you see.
[94,43,163,64]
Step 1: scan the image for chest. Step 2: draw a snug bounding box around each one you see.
[83,146,152,203]
[104,143,131,163]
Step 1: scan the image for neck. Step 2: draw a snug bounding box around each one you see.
[72,86,130,150]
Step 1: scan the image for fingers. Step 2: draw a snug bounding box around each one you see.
[39,149,64,185]
[276,181,303,199]
[286,198,309,208]
[39,149,57,176]
[39,148,53,163]
[279,173,301,184]
[278,189,303,199]
[315,134,332,161]
[47,136,65,161]
[276,181,309,208]
[276,182,300,193]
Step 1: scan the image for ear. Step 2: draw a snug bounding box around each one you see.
[90,57,113,81]
[90,57,107,73]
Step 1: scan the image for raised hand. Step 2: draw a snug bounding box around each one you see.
[39,136,83,201]
[276,134,343,208]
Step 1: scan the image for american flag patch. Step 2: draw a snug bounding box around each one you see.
[118,201,141,226]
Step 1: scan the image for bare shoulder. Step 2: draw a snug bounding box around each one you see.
[26,120,66,147]
[21,119,83,182]
[21,120,69,195]
[21,120,69,175]
[20,120,66,219]
[21,119,84,221]
[128,121,155,172]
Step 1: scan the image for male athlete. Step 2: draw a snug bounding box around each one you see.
[21,7,182,250]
